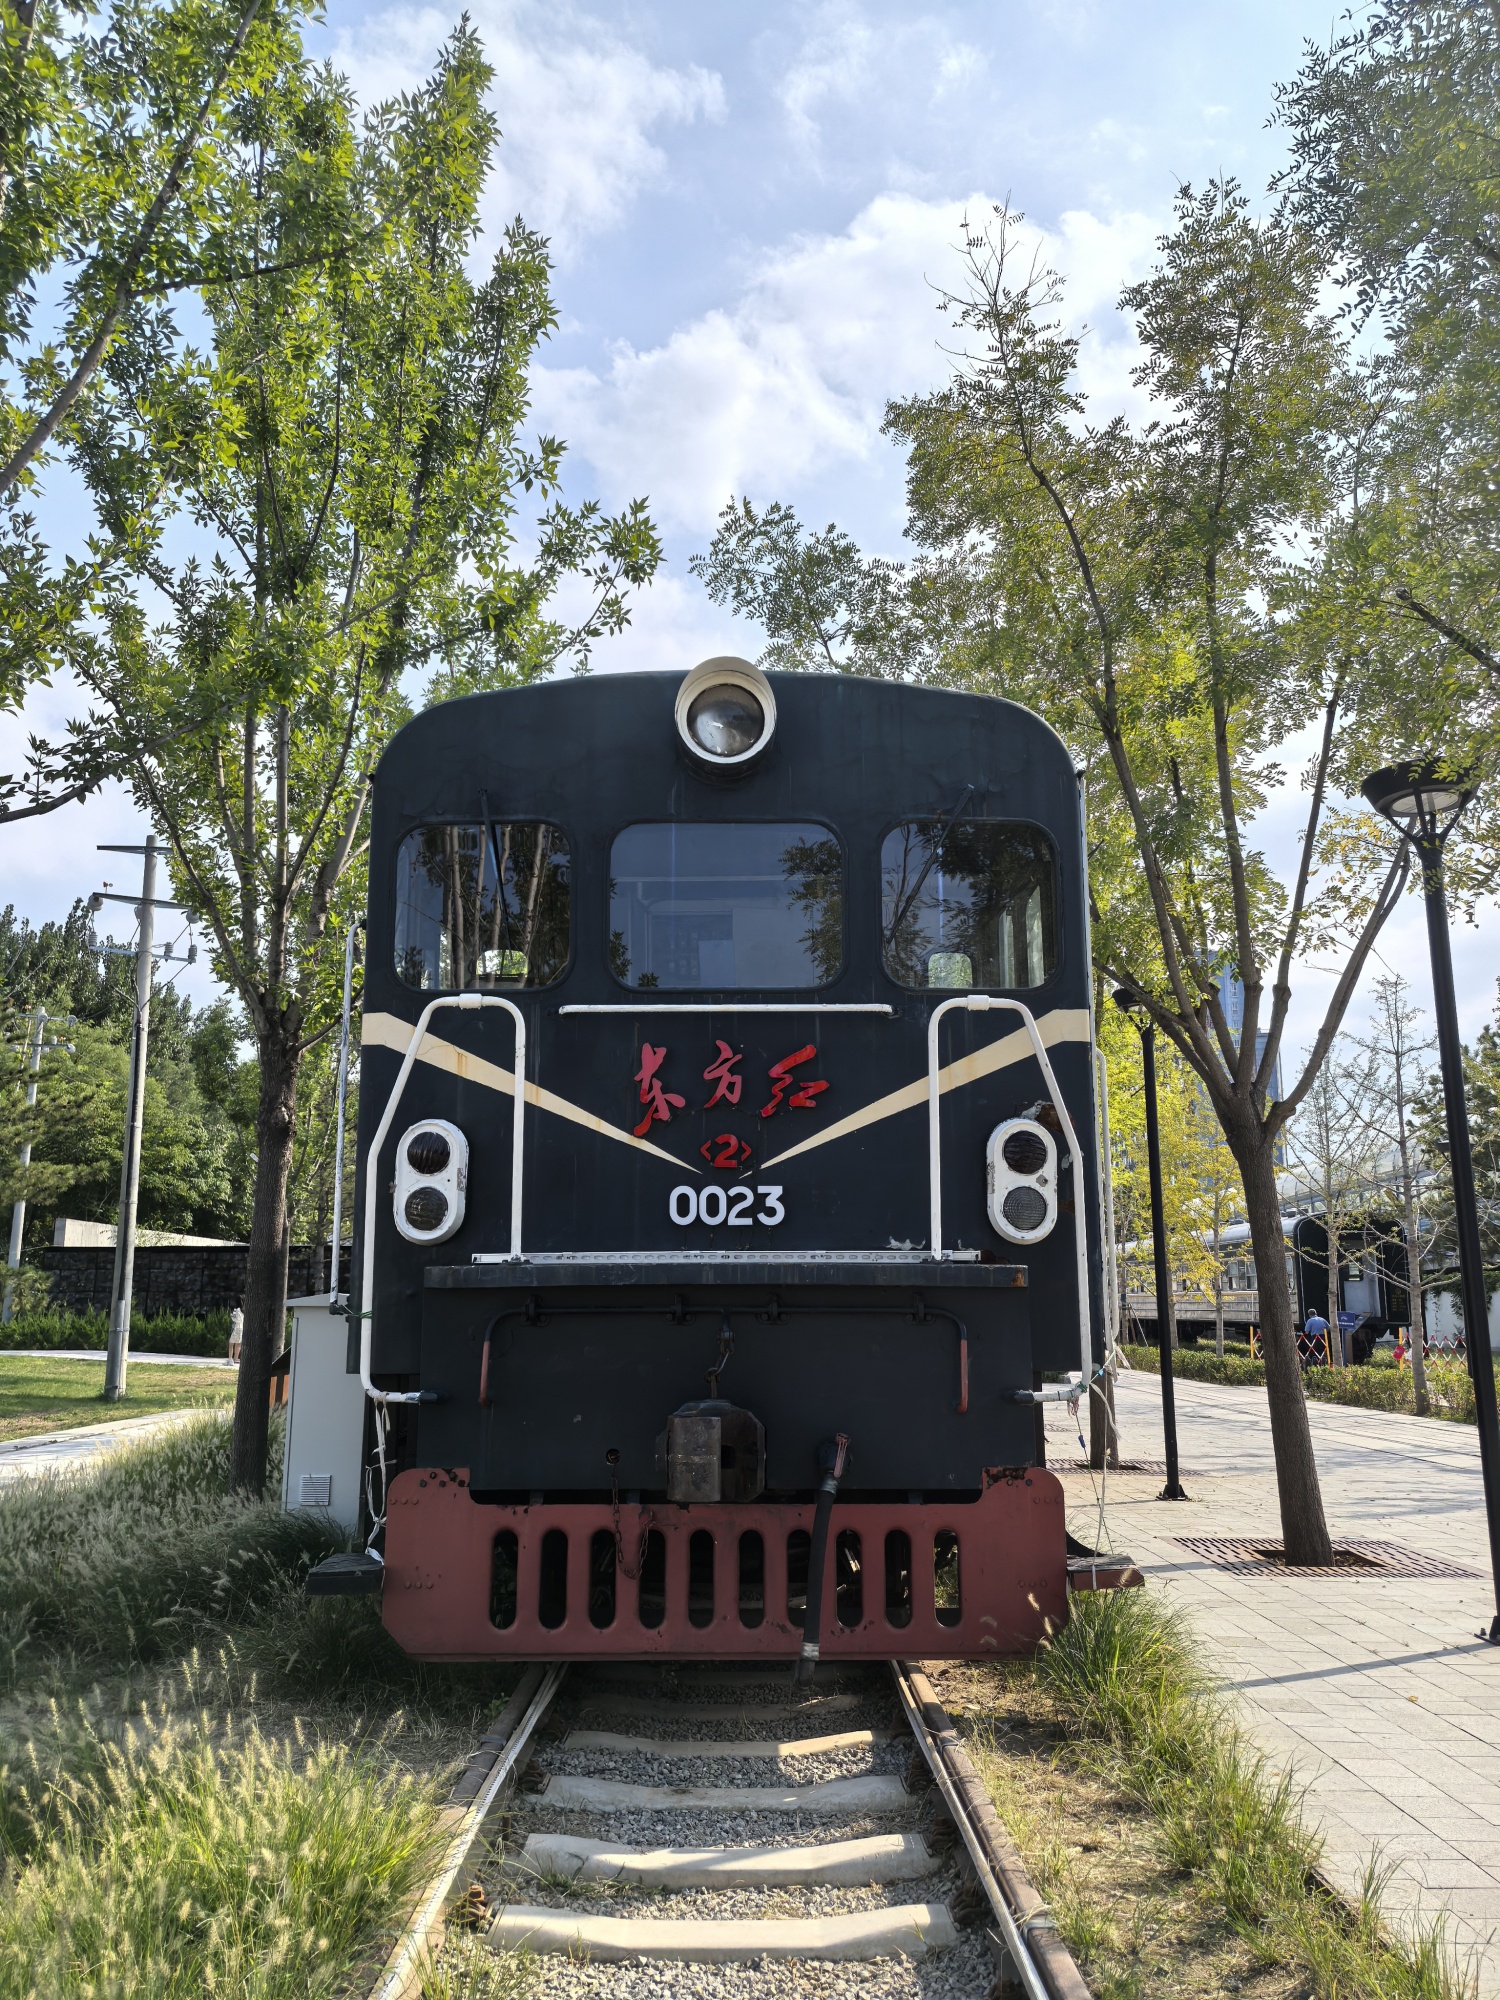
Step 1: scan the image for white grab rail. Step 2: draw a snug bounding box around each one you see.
[360,994,526,1410]
[926,994,1092,1381]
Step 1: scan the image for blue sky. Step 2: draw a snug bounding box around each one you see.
[4,0,1496,1061]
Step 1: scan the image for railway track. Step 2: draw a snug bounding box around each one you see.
[377,1659,1089,2000]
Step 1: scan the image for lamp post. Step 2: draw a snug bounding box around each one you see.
[1113,989,1186,1499]
[1363,760,1500,1641]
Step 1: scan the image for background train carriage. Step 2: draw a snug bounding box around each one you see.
[304,658,1110,1660]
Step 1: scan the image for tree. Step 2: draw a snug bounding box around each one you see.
[72,25,660,1492]
[698,188,1425,1562]
[1274,6,1500,798]
[0,0,354,819]
[1349,972,1436,1409]
[0,900,253,1243]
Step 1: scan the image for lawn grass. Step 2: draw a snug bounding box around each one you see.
[934,1589,1473,1999]
[0,1353,238,1441]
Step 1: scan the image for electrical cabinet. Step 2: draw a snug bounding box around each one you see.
[281,1294,365,1533]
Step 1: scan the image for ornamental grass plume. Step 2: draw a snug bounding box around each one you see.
[0,1412,337,1687]
[0,1665,441,1999]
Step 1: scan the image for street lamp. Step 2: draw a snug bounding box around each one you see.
[1363,759,1500,1641]
[1113,988,1187,1500]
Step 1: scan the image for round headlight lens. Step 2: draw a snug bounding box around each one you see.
[404,1186,449,1232]
[406,1129,451,1175]
[1002,1186,1049,1233]
[686,684,765,759]
[1001,1129,1049,1175]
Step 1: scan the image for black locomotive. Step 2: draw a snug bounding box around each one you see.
[343,659,1104,1661]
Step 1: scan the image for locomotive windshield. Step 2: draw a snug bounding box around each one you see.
[609,822,841,989]
[394,822,570,989]
[881,820,1057,989]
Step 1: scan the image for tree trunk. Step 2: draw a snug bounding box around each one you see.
[229,1025,300,1494]
[1235,1125,1333,1565]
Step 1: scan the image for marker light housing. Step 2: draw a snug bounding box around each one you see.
[987,1116,1058,1245]
[394,1117,468,1245]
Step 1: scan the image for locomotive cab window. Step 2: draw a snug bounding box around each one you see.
[881,820,1057,989]
[395,823,570,990]
[609,822,841,989]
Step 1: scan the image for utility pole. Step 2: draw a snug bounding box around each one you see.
[3,1006,47,1322]
[96,836,187,1402]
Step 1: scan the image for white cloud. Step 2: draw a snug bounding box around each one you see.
[535,192,1161,533]
[774,3,989,170]
[333,1,725,260]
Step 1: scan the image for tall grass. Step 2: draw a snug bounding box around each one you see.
[0,1667,441,2000]
[0,1412,337,1686]
[1032,1590,1473,1998]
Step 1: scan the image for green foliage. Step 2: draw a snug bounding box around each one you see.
[1121,1341,1478,1419]
[0,1411,335,1685]
[1101,1000,1244,1300]
[1415,982,1500,1294]
[0,0,360,812]
[0,1308,230,1353]
[1275,6,1500,852]
[0,900,258,1239]
[0,1671,441,1999]
[1036,1590,1470,1995]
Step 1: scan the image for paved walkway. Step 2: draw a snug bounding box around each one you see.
[1051,1373,1500,1991]
[0,1407,200,1482]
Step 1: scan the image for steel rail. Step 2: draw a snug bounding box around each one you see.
[890,1658,1091,2000]
[369,1660,567,2000]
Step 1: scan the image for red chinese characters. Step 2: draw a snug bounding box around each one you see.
[629,1041,827,1143]
[702,1040,743,1107]
[760,1044,829,1118]
[633,1042,686,1136]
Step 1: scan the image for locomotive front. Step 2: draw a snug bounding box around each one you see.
[347,660,1102,1662]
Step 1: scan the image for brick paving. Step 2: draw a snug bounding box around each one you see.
[1051,1372,1500,1991]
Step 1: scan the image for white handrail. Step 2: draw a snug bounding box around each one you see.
[558,1003,895,1015]
[926,994,1092,1381]
[360,994,526,1410]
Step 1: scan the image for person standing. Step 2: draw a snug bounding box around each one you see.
[228,1302,244,1363]
[1303,1308,1331,1367]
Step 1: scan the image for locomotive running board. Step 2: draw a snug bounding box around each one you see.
[381,1468,1067,1661]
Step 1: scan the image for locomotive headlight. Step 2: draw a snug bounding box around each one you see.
[675,656,777,770]
[987,1117,1059,1245]
[394,1118,468,1245]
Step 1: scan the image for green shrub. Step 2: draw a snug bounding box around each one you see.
[0,1678,440,1999]
[0,1413,337,1684]
[0,1309,232,1358]
[1121,1343,1481,1422]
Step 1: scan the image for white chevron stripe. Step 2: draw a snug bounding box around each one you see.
[757,1006,1092,1169]
[361,1004,1092,1178]
[360,1011,697,1172]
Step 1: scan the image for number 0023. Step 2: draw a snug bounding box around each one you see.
[669,1185,784,1227]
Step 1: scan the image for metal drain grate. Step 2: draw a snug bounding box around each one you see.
[1068,1460,1198,1477]
[1174,1536,1479,1579]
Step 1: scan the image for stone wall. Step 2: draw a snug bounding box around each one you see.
[36,1244,353,1318]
